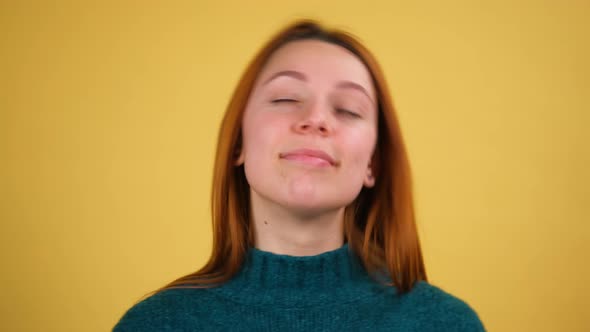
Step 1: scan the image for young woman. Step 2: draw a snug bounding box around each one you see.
[114,20,485,331]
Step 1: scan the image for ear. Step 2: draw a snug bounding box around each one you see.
[363,162,375,188]
[234,149,245,166]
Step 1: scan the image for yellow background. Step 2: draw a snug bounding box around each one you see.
[1,1,588,331]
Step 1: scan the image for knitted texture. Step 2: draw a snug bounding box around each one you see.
[114,244,485,331]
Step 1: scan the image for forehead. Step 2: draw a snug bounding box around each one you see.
[256,40,375,98]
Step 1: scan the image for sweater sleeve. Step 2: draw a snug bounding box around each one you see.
[113,291,181,332]
[431,293,485,332]
[405,281,486,332]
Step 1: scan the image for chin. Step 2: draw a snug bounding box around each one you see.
[283,187,360,211]
[285,204,342,219]
[278,197,349,216]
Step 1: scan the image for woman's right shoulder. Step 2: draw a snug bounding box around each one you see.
[113,288,216,332]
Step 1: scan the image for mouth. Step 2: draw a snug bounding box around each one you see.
[279,148,337,167]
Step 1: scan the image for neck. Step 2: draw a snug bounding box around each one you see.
[250,190,345,256]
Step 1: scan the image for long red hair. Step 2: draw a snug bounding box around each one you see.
[150,19,427,298]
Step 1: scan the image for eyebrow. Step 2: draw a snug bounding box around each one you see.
[262,70,375,105]
[335,81,375,105]
[263,70,307,85]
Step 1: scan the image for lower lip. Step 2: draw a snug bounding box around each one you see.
[281,154,333,167]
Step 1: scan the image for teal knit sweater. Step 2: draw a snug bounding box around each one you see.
[114,244,485,331]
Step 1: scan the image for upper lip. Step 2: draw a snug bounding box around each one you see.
[279,148,337,166]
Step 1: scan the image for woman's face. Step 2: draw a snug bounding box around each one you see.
[237,39,378,216]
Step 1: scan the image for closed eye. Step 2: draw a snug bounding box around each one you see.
[272,98,299,103]
[336,108,361,118]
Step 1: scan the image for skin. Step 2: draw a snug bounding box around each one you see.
[236,39,378,256]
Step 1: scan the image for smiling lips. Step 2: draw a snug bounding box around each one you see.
[279,149,337,167]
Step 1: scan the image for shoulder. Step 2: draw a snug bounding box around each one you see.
[113,288,219,332]
[398,281,486,331]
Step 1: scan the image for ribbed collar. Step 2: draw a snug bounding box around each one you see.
[208,243,394,307]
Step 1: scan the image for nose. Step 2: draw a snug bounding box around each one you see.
[293,102,331,136]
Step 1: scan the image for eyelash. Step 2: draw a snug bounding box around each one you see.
[271,99,361,118]
[271,98,298,104]
[336,108,361,118]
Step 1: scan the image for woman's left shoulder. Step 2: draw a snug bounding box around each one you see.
[399,280,486,331]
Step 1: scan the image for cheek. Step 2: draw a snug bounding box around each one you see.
[242,112,284,159]
[343,128,377,166]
